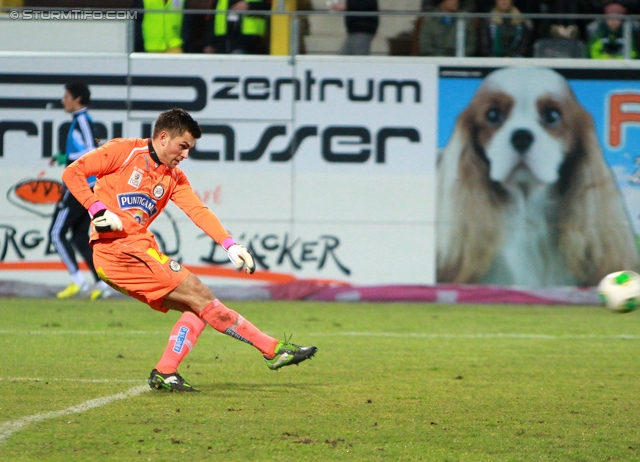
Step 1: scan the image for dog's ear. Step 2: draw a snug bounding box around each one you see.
[558,107,640,284]
[437,115,506,283]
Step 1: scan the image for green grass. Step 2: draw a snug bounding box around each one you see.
[1,298,639,461]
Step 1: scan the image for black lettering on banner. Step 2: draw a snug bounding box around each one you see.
[130,76,207,112]
[0,72,420,109]
[322,126,371,163]
[376,128,420,163]
[0,74,207,111]
[200,240,230,265]
[93,123,108,143]
[33,120,125,159]
[320,79,343,102]
[21,230,44,249]
[0,226,26,260]
[199,232,351,276]
[112,122,123,139]
[0,121,37,157]
[275,78,300,101]
[186,124,420,164]
[304,70,316,101]
[301,241,318,262]
[379,80,421,103]
[347,79,374,102]
[277,233,302,269]
[42,121,53,158]
[191,125,236,161]
[141,123,152,139]
[244,77,270,100]
[318,235,351,275]
[240,125,286,161]
[212,77,240,100]
[57,122,70,152]
[0,226,69,261]
[261,234,280,252]
[271,126,317,162]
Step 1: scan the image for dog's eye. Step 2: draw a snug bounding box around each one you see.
[541,108,562,127]
[485,108,504,125]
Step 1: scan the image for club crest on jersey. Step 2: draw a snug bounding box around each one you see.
[127,169,143,189]
[153,184,165,199]
[169,260,181,272]
[116,193,158,225]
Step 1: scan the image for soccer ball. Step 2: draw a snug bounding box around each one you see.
[597,270,640,313]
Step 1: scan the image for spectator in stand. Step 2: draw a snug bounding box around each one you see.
[543,0,593,43]
[134,0,185,53]
[591,0,640,14]
[588,2,639,59]
[480,0,532,57]
[421,0,475,11]
[181,0,212,53]
[297,0,313,54]
[330,0,379,56]
[203,0,270,54]
[419,0,477,56]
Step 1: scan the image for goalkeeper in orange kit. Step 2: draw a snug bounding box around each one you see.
[62,108,317,392]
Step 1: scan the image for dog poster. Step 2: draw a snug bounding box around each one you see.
[437,66,640,287]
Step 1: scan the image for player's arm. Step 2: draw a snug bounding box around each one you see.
[61,140,125,232]
[170,173,255,274]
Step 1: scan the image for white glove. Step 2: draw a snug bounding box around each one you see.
[92,209,123,233]
[227,244,255,274]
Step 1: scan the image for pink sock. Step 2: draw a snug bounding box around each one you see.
[155,312,206,374]
[200,299,279,357]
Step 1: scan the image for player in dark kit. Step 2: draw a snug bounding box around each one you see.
[49,82,111,300]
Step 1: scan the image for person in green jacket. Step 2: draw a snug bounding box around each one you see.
[203,0,270,54]
[134,0,185,53]
[588,2,638,59]
[419,0,477,56]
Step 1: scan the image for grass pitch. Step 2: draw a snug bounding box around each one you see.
[0,298,639,461]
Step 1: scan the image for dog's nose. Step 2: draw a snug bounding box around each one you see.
[511,129,534,154]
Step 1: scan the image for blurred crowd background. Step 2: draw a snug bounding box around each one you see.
[0,0,638,59]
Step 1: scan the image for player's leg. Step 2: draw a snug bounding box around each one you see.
[165,274,279,356]
[148,303,206,392]
[48,192,86,298]
[165,274,318,370]
[92,239,205,391]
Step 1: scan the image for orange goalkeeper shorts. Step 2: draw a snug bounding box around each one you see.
[92,233,190,312]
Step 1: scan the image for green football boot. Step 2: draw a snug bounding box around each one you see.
[264,337,318,370]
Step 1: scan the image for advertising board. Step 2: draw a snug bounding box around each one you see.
[0,54,438,286]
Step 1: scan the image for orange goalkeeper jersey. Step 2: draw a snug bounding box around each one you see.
[62,137,232,245]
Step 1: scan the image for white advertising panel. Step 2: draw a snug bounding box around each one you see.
[0,54,438,286]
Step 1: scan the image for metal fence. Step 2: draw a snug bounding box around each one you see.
[0,6,638,59]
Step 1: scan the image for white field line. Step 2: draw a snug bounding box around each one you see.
[0,377,143,383]
[0,330,164,335]
[1,330,639,339]
[0,385,149,444]
[306,332,640,340]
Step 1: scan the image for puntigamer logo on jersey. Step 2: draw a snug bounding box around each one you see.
[117,193,158,224]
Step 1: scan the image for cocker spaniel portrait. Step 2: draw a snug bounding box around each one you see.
[437,67,639,287]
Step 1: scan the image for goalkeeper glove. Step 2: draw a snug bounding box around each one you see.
[227,244,255,274]
[92,209,123,233]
